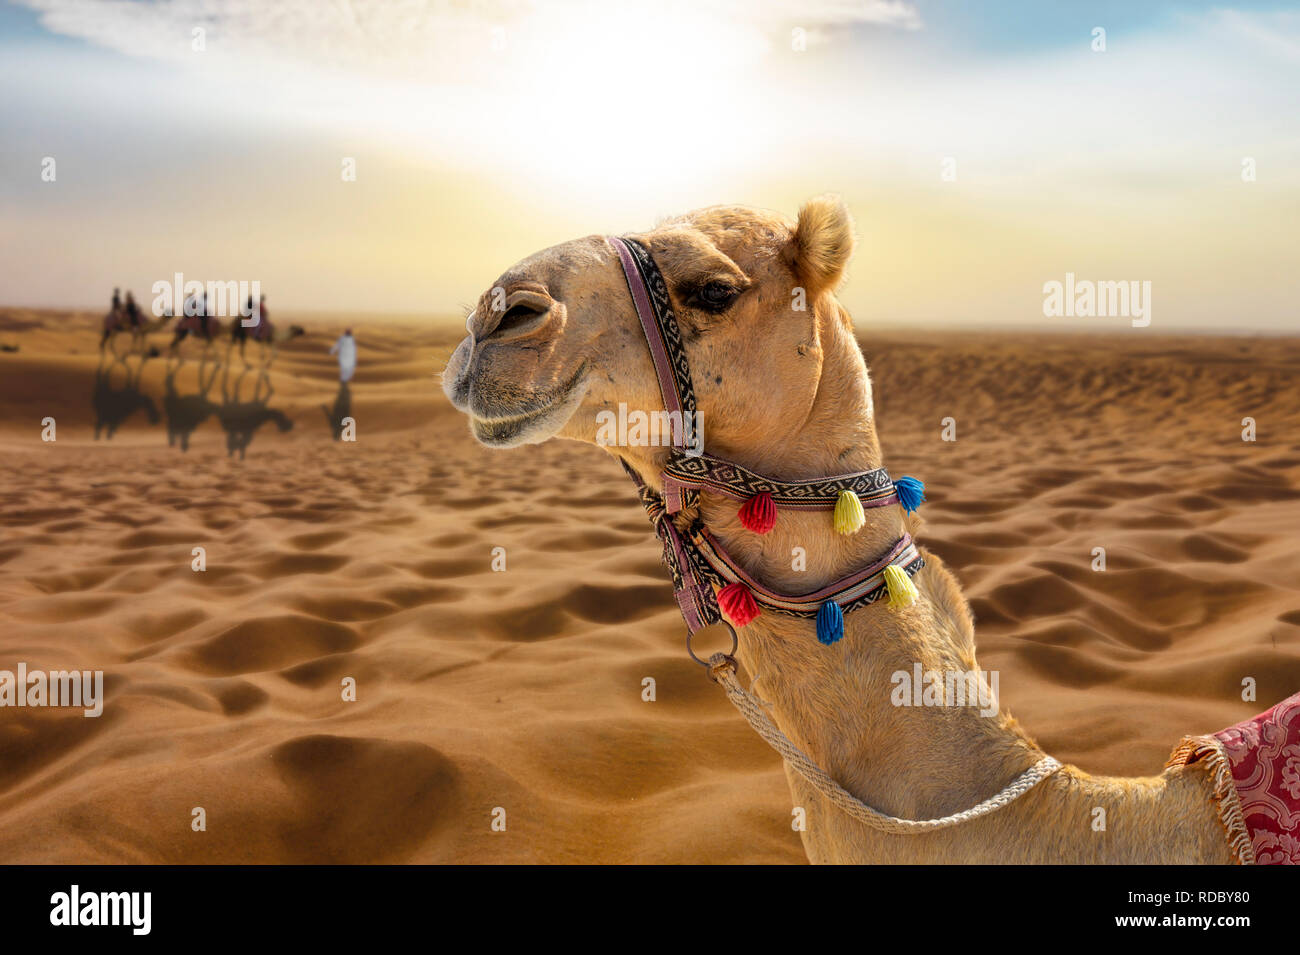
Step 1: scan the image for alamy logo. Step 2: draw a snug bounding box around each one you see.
[890,663,1000,717]
[50,885,151,935]
[0,664,103,717]
[594,403,703,455]
[150,273,261,321]
[1042,272,1151,327]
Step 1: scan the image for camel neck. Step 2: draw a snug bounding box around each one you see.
[615,295,1038,834]
[689,302,1041,838]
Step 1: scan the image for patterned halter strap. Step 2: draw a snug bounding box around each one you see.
[606,235,927,649]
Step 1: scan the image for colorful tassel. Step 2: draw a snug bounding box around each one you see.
[883,564,919,611]
[717,581,760,627]
[894,476,925,514]
[737,492,777,534]
[833,489,865,535]
[815,601,844,645]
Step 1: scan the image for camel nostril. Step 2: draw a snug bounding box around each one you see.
[493,302,548,336]
[481,289,554,341]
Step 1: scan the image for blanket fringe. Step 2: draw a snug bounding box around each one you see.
[1166,736,1256,865]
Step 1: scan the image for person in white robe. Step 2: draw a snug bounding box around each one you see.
[330,328,357,383]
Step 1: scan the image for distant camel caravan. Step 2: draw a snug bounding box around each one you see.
[169,312,304,362]
[96,287,302,363]
[443,197,1299,864]
[100,297,172,353]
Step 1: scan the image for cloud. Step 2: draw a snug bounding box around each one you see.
[1204,7,1300,61]
[9,0,924,191]
[15,0,922,82]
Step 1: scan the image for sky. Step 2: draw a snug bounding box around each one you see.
[0,0,1297,329]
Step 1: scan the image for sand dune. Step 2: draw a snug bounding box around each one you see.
[0,310,1298,863]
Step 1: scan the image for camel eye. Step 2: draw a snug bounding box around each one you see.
[692,281,739,313]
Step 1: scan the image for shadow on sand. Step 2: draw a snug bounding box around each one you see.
[322,381,351,440]
[215,363,293,459]
[95,334,299,457]
[93,353,159,439]
[163,354,219,452]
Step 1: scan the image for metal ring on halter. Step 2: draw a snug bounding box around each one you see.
[686,620,739,667]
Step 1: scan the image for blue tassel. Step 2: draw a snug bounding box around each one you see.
[816,601,844,646]
[895,475,925,513]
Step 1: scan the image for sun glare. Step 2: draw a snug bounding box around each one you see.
[436,2,773,191]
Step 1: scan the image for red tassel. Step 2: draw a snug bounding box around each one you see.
[738,492,776,534]
[717,582,760,627]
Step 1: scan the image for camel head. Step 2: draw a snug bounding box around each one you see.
[442,196,858,472]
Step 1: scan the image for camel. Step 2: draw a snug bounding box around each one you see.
[229,317,305,367]
[169,312,224,360]
[441,197,1254,864]
[100,308,173,354]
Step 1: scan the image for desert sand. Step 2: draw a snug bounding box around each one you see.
[0,309,1298,863]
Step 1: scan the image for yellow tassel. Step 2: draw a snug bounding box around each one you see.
[883,565,919,611]
[833,489,865,535]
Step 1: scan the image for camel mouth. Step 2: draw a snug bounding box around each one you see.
[461,361,589,448]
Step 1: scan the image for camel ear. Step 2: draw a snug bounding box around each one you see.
[791,195,855,293]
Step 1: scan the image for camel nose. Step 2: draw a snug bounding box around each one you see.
[442,333,475,410]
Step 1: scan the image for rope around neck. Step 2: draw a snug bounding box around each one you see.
[707,653,1063,834]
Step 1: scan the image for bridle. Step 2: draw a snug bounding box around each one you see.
[606,235,928,656]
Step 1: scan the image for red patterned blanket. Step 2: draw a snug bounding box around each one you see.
[1167,692,1300,864]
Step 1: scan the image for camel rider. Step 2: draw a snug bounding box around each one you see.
[329,328,356,383]
[253,295,271,342]
[112,287,121,316]
[124,291,142,328]
[182,289,204,328]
